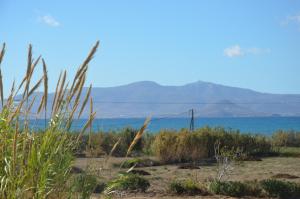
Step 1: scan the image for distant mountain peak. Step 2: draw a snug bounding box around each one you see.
[126,81,161,87]
[23,80,300,118]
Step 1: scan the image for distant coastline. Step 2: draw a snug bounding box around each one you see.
[25,116,300,135]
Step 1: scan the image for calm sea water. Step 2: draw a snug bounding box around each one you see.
[29,117,300,135]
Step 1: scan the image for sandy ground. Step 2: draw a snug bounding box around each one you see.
[74,156,300,199]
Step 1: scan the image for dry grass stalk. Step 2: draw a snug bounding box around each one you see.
[73,74,86,109]
[27,76,43,98]
[88,97,93,147]
[27,95,37,113]
[23,45,33,98]
[126,117,151,157]
[42,59,48,111]
[5,80,16,108]
[76,112,96,143]
[54,70,67,113]
[55,81,69,115]
[7,100,25,124]
[0,43,5,107]
[109,138,121,157]
[37,95,45,114]
[0,43,5,65]
[78,84,92,118]
[51,71,63,115]
[0,68,3,107]
[69,41,99,98]
[71,41,99,90]
[66,101,79,130]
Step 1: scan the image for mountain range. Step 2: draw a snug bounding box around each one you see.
[21,81,300,118]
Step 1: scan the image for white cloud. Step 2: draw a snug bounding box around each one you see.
[287,15,300,23]
[224,45,243,57]
[246,47,271,55]
[281,14,300,29]
[39,15,60,27]
[224,45,270,58]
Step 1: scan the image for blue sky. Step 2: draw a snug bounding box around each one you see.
[0,0,300,95]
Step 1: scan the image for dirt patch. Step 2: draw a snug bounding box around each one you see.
[177,163,201,170]
[70,166,84,174]
[129,169,151,176]
[271,173,299,179]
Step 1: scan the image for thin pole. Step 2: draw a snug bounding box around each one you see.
[189,109,194,132]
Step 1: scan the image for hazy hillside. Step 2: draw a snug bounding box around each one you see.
[22,81,300,118]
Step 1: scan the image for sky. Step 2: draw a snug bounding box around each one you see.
[0,0,300,95]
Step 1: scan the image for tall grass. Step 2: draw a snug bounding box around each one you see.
[153,127,273,163]
[0,41,99,198]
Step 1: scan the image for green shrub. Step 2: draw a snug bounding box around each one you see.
[105,174,150,193]
[169,179,207,195]
[70,174,99,199]
[122,158,143,168]
[153,130,178,163]
[209,181,249,197]
[78,128,155,157]
[278,147,300,157]
[272,130,300,147]
[153,127,274,163]
[119,158,160,168]
[260,179,300,199]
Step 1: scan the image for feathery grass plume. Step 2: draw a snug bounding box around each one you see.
[23,44,33,98]
[0,68,3,107]
[27,76,43,98]
[17,53,40,97]
[109,138,121,157]
[27,95,37,114]
[88,97,93,147]
[42,59,48,110]
[126,117,151,157]
[55,81,69,116]
[5,80,15,108]
[37,95,45,114]
[7,99,25,124]
[105,137,121,167]
[54,70,67,113]
[73,74,86,108]
[16,52,40,97]
[71,64,88,94]
[24,56,41,98]
[80,41,99,72]
[76,112,96,143]
[0,43,5,107]
[66,101,79,130]
[0,43,5,65]
[51,71,62,115]
[72,41,99,83]
[69,41,99,96]
[68,72,85,107]
[78,84,92,118]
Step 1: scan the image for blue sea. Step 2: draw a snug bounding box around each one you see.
[29,117,300,135]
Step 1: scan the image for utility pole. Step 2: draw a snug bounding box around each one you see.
[189,109,194,132]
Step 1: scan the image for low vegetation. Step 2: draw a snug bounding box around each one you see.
[209,180,261,197]
[260,179,300,199]
[169,179,208,195]
[75,127,300,161]
[0,42,100,198]
[105,174,150,194]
